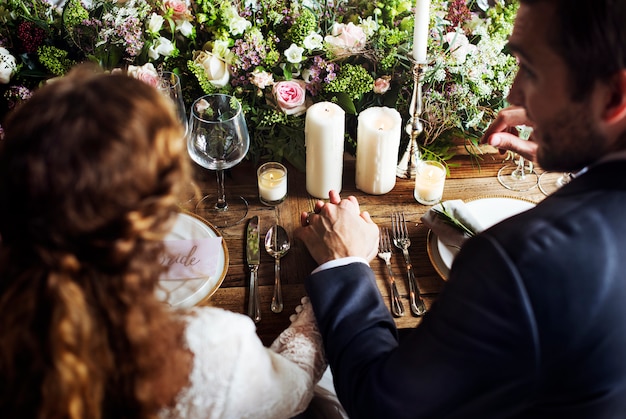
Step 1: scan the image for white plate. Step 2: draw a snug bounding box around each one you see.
[427,196,535,280]
[156,212,228,308]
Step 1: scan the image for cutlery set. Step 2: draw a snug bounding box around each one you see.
[246,216,290,323]
[246,211,426,323]
[378,212,427,317]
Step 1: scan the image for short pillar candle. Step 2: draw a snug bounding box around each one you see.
[355,106,402,195]
[258,162,287,206]
[414,160,446,205]
[305,102,345,199]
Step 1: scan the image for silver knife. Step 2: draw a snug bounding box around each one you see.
[246,216,261,323]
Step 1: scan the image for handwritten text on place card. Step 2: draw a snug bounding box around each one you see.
[159,237,222,281]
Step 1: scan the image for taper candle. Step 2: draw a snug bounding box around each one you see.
[413,0,431,63]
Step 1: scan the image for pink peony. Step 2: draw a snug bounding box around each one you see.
[324,22,366,55]
[272,80,308,116]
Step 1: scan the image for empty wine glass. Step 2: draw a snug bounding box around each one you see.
[538,171,574,196]
[497,125,538,191]
[158,71,187,134]
[188,94,250,228]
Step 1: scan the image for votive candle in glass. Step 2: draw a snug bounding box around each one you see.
[258,162,288,206]
[414,160,446,205]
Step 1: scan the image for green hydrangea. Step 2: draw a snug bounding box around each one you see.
[286,8,316,46]
[324,63,374,100]
[37,45,75,76]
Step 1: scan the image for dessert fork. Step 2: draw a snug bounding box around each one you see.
[377,227,405,317]
[392,212,427,316]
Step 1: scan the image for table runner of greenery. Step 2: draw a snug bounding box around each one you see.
[1,0,518,170]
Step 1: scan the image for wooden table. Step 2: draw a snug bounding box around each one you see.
[181,149,546,346]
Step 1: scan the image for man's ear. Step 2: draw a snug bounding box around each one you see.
[601,70,626,123]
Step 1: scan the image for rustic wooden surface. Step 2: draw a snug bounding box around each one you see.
[182,148,547,346]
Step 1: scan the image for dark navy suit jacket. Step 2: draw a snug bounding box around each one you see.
[306,160,626,418]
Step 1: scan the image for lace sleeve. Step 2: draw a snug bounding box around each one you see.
[269,297,327,384]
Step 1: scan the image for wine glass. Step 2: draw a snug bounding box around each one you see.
[497,125,538,191]
[158,71,188,134]
[538,171,574,196]
[187,94,250,228]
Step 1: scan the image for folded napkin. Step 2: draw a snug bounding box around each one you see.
[159,237,222,280]
[420,200,484,248]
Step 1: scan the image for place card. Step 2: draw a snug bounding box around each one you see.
[159,237,222,280]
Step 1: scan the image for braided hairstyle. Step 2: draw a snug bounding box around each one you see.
[0,65,192,418]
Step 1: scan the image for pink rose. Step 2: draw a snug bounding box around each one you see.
[373,76,391,94]
[272,80,308,116]
[324,22,366,55]
[164,0,190,20]
[126,63,160,88]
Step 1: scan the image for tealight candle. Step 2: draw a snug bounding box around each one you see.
[257,162,287,206]
[414,160,446,205]
[355,107,402,195]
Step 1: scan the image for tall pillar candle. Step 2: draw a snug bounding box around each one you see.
[355,107,402,195]
[413,0,431,63]
[305,102,345,199]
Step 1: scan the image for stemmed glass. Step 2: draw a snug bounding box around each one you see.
[158,71,188,134]
[497,125,538,191]
[538,171,574,195]
[187,94,250,228]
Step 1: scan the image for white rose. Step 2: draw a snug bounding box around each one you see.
[176,20,194,37]
[303,32,323,50]
[149,37,175,59]
[444,32,477,65]
[147,13,164,33]
[284,43,305,64]
[229,15,251,36]
[0,47,17,84]
[194,51,230,88]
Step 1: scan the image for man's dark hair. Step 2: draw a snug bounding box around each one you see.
[521,0,626,100]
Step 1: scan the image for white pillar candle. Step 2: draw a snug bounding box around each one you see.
[355,107,402,195]
[257,162,287,206]
[414,160,446,205]
[305,102,345,199]
[413,0,431,63]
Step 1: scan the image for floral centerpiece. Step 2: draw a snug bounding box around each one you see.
[0,0,518,170]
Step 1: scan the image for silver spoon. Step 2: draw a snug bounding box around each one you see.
[265,224,290,313]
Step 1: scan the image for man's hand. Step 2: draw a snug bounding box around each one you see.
[295,190,379,266]
[482,106,539,162]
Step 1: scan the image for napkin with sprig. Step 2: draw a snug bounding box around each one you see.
[421,200,485,248]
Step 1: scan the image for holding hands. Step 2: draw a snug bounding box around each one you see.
[482,106,538,162]
[295,190,379,266]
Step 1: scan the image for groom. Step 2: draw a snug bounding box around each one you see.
[296,1,626,417]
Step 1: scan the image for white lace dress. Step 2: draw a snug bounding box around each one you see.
[159,298,326,419]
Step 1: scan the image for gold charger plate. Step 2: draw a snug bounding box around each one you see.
[427,195,536,280]
[156,211,229,308]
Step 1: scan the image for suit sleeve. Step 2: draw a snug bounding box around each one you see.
[305,235,541,419]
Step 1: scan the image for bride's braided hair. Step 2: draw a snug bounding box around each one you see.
[0,65,191,418]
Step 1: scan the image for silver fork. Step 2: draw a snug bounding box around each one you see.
[392,212,427,316]
[377,227,405,317]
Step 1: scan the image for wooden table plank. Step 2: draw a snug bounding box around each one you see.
[188,152,546,345]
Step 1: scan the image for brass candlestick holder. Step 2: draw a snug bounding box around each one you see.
[396,62,425,179]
